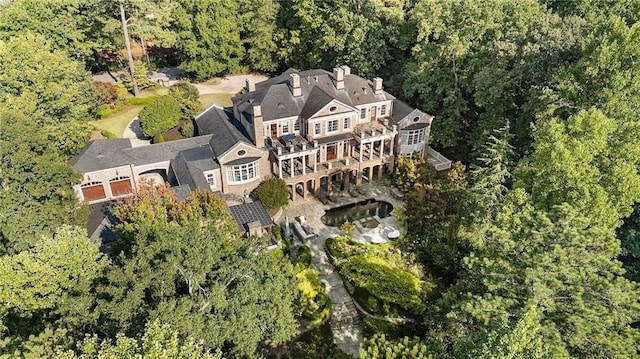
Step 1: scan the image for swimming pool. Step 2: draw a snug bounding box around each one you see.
[321,199,393,227]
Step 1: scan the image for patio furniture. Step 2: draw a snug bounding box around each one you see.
[387,230,401,240]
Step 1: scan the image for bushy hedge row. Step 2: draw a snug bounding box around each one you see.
[295,245,311,270]
[341,255,430,315]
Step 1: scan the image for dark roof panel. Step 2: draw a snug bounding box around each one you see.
[316,132,354,145]
[228,201,274,233]
[69,139,134,173]
[123,135,213,165]
[390,99,415,124]
[195,106,252,156]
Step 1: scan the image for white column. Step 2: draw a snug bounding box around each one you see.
[314,152,317,173]
[302,155,306,175]
[389,138,394,156]
[369,142,374,160]
[278,159,282,178]
[359,142,363,162]
[290,158,295,178]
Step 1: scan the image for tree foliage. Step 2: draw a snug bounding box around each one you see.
[138,95,182,137]
[99,184,298,357]
[255,178,289,209]
[359,334,433,359]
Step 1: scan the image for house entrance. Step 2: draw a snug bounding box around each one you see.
[271,124,278,139]
[370,106,377,121]
[326,144,337,161]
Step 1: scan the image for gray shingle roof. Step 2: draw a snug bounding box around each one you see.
[316,132,354,145]
[69,139,133,173]
[171,145,218,192]
[195,105,251,156]
[169,184,192,202]
[402,122,428,131]
[228,201,274,233]
[232,69,397,123]
[123,135,213,165]
[390,99,416,124]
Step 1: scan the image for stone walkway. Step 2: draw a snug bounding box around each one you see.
[281,183,406,357]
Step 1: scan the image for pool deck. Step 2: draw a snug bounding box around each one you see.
[281,182,405,245]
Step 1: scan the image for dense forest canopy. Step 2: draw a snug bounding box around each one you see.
[1,0,639,357]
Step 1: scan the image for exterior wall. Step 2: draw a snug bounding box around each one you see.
[395,110,432,157]
[355,100,393,124]
[132,161,171,185]
[218,142,270,195]
[262,115,299,139]
[203,168,221,191]
[74,165,136,204]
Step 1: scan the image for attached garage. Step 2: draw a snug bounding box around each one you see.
[109,177,133,197]
[81,182,106,202]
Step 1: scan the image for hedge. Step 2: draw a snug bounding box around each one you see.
[340,255,428,315]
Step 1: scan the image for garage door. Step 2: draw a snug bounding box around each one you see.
[81,184,106,202]
[109,179,133,197]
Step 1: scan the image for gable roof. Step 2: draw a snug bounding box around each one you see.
[69,139,134,173]
[195,105,252,156]
[123,135,213,166]
[232,68,397,122]
[228,201,274,233]
[390,99,416,124]
[171,145,219,192]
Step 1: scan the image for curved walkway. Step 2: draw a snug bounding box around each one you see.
[282,183,405,357]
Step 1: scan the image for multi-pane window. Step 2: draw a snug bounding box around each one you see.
[294,118,301,131]
[402,128,426,146]
[314,123,321,135]
[344,117,350,129]
[282,122,289,134]
[227,161,260,183]
[360,108,366,119]
[381,105,387,116]
[327,119,339,132]
[206,173,215,187]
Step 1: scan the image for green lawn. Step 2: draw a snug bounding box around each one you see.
[198,93,234,108]
[90,106,143,137]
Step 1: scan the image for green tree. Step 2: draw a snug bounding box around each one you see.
[0,109,87,252]
[0,33,97,137]
[238,0,280,72]
[515,108,640,229]
[99,185,298,357]
[359,334,434,359]
[0,226,108,356]
[255,178,290,209]
[173,0,242,78]
[138,95,182,137]
[58,321,222,359]
[437,192,640,358]
[168,81,203,123]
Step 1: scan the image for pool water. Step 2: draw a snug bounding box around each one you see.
[321,199,394,227]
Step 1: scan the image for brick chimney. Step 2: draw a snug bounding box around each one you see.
[290,73,301,96]
[253,104,264,148]
[333,67,345,90]
[245,77,255,92]
[373,77,383,95]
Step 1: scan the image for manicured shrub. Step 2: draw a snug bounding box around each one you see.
[255,178,289,209]
[94,81,119,105]
[101,130,117,139]
[126,96,159,106]
[139,96,181,138]
[340,255,427,315]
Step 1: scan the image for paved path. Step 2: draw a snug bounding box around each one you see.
[122,117,151,147]
[194,74,269,95]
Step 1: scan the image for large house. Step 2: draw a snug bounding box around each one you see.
[70,66,451,205]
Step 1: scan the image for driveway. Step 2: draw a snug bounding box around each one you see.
[194,74,269,95]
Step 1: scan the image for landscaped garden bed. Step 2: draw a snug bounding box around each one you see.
[326,236,437,318]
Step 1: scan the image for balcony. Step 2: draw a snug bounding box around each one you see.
[267,135,317,158]
[427,147,452,171]
[353,119,397,142]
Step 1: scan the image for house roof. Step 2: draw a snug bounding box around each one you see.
[390,99,416,124]
[195,105,252,156]
[228,201,274,233]
[69,139,134,173]
[122,135,213,166]
[232,68,397,122]
[171,145,218,192]
[402,122,429,131]
[169,184,193,202]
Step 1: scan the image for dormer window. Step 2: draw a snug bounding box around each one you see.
[206,173,216,187]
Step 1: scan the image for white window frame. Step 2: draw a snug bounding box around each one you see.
[381,105,387,116]
[314,123,321,135]
[360,108,366,119]
[344,117,350,130]
[282,122,289,134]
[327,119,339,133]
[226,160,260,184]
[403,128,426,146]
[206,172,216,187]
[294,118,301,131]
